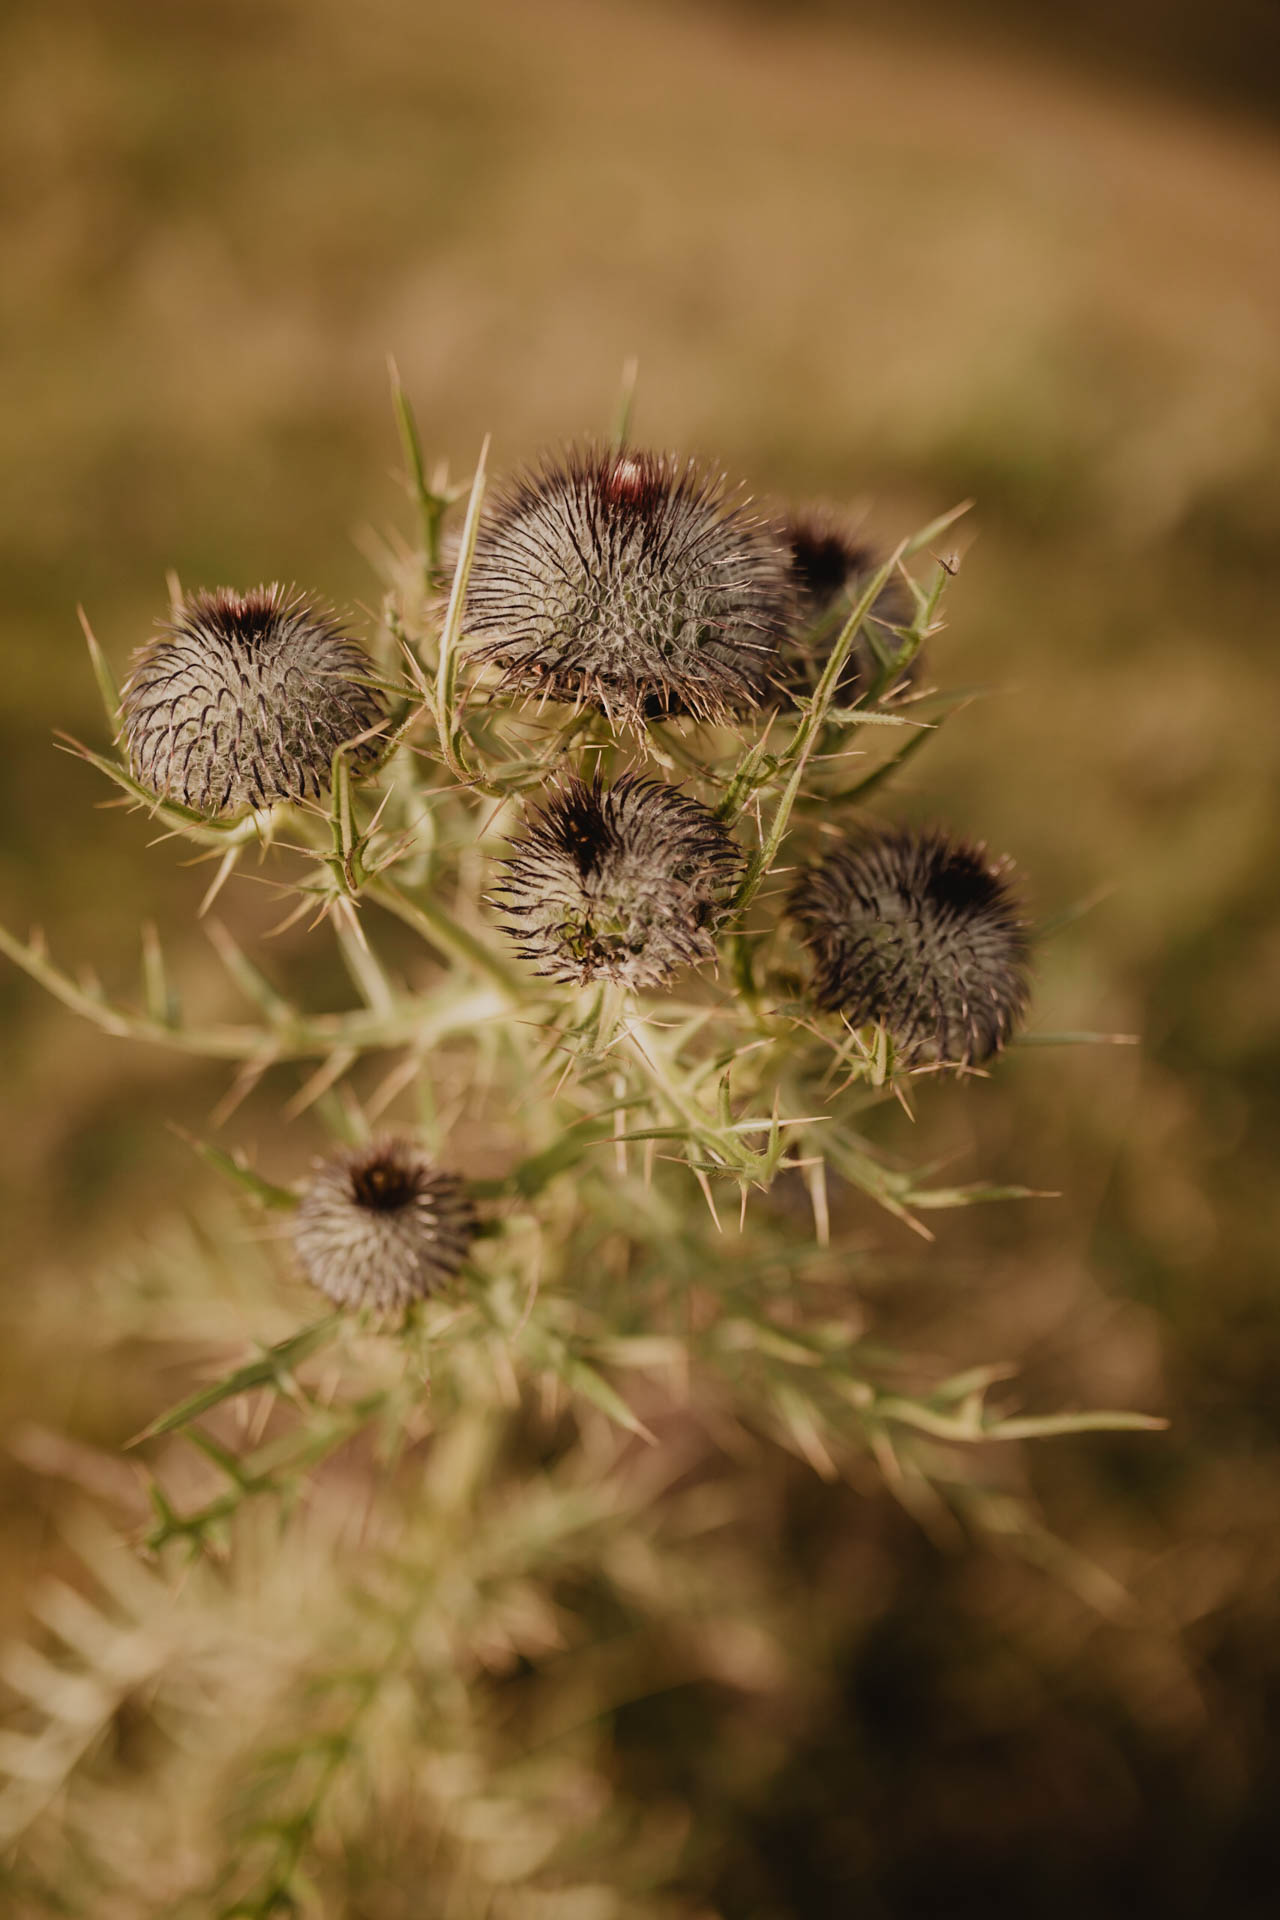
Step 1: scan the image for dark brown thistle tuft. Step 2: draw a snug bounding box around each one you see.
[293,1137,476,1315]
[122,586,385,817]
[465,446,793,727]
[494,771,743,990]
[789,828,1030,1066]
[777,506,918,706]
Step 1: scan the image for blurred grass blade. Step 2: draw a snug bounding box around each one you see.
[170,1125,299,1211]
[131,1318,342,1444]
[77,607,120,730]
[204,919,294,1023]
[435,433,490,761]
[390,358,448,580]
[1013,1031,1140,1048]
[139,923,176,1027]
[613,355,640,448]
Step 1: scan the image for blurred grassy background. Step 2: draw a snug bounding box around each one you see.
[1,0,1278,1910]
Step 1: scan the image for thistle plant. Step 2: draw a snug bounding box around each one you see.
[466,445,791,723]
[789,827,1030,1065]
[122,585,386,814]
[778,504,917,704]
[0,380,1160,1917]
[495,771,742,988]
[294,1137,477,1313]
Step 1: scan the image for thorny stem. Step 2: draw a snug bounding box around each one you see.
[729,547,910,919]
[729,501,970,918]
[0,413,1175,1918]
[366,873,530,1000]
[432,434,490,783]
[390,361,449,590]
[0,918,513,1061]
[619,1021,761,1177]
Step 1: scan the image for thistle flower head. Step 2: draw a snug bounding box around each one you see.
[789,828,1030,1065]
[494,771,743,990]
[293,1137,476,1314]
[122,585,385,817]
[465,446,792,726]
[778,507,917,704]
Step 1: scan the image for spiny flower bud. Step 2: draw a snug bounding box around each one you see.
[465,446,792,726]
[789,828,1030,1066]
[122,586,385,817]
[494,772,743,990]
[779,507,918,705]
[293,1138,476,1314]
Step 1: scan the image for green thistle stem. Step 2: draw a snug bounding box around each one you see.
[367,874,530,1000]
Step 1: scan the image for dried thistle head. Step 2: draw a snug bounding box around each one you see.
[465,446,792,726]
[789,828,1030,1065]
[494,771,743,990]
[122,586,385,817]
[293,1138,476,1314]
[778,506,918,705]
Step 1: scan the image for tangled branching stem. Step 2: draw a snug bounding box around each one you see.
[0,403,1162,1919]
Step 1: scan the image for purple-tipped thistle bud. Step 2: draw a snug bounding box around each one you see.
[465,446,792,726]
[789,828,1030,1066]
[122,586,385,817]
[494,771,743,990]
[293,1138,476,1314]
[778,507,918,704]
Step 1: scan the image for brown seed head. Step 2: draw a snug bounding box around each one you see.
[789,827,1030,1066]
[122,585,384,817]
[465,446,793,727]
[293,1137,476,1315]
[778,506,918,705]
[494,771,743,990]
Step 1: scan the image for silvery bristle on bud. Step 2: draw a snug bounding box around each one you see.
[465,446,793,726]
[293,1138,476,1315]
[778,507,918,704]
[789,829,1030,1066]
[494,772,743,990]
[121,586,385,817]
